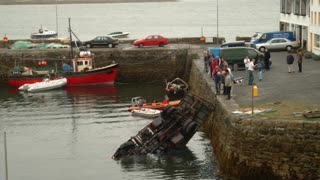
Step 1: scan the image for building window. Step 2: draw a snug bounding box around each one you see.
[286,0,292,14]
[315,34,320,47]
[301,0,307,16]
[281,0,286,13]
[294,0,300,15]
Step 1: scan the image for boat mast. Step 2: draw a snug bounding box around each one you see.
[68,18,74,60]
[56,0,58,35]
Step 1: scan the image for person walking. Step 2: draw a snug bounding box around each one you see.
[213,65,221,95]
[224,69,232,100]
[287,51,295,73]
[3,34,8,49]
[257,58,264,81]
[243,55,250,80]
[264,48,271,70]
[248,58,256,85]
[208,52,214,77]
[297,49,303,72]
[203,51,209,73]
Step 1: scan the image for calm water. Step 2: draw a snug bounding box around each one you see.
[0,0,279,42]
[0,1,280,179]
[0,83,220,180]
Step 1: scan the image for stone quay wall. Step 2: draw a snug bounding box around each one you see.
[189,59,320,179]
[0,47,193,84]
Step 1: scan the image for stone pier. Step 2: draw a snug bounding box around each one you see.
[189,56,320,179]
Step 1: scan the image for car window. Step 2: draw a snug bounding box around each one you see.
[154,36,159,39]
[248,49,257,57]
[270,39,278,44]
[146,36,152,40]
[279,39,287,43]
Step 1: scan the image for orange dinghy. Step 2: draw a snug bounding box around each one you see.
[128,97,180,112]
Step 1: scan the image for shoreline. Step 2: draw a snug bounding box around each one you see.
[0,0,177,5]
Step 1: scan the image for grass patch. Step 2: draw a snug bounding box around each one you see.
[240,101,320,121]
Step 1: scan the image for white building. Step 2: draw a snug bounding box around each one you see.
[280,0,320,55]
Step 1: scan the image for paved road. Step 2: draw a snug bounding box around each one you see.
[230,51,320,109]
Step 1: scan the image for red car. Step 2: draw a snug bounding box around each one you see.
[133,35,168,48]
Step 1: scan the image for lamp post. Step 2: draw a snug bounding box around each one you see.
[216,0,219,46]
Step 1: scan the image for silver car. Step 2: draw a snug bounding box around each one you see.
[253,38,300,52]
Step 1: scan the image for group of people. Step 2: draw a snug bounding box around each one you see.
[203,48,304,100]
[244,48,304,86]
[203,51,233,100]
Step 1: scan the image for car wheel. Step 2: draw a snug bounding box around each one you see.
[159,43,164,47]
[259,46,266,52]
[86,44,91,48]
[138,44,143,48]
[286,46,293,51]
[108,44,113,48]
[259,47,265,52]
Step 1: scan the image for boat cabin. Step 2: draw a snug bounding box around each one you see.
[72,50,93,72]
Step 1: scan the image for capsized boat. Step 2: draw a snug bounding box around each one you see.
[128,96,180,112]
[131,108,161,118]
[19,77,67,92]
[107,31,130,38]
[112,93,214,160]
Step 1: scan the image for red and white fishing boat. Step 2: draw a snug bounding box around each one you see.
[8,50,118,87]
[9,18,118,87]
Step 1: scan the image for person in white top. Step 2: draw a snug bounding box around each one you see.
[244,56,250,71]
[244,56,250,81]
[248,59,256,85]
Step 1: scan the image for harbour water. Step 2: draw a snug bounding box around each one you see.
[0,83,219,180]
[0,0,280,179]
[0,0,279,42]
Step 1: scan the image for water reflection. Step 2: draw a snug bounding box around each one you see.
[119,147,200,179]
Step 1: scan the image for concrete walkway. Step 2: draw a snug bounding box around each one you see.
[199,50,320,114]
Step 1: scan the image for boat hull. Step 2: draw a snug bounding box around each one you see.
[31,33,58,39]
[131,108,161,118]
[26,78,67,92]
[9,64,118,87]
[128,100,181,112]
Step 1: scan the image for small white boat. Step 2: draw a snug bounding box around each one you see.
[107,31,130,38]
[19,78,67,92]
[31,26,58,39]
[131,108,161,118]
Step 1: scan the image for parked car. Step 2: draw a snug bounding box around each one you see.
[82,36,119,48]
[250,31,296,45]
[252,38,300,52]
[133,35,168,48]
[221,41,246,48]
[208,47,264,70]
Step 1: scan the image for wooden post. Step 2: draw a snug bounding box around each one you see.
[4,131,8,180]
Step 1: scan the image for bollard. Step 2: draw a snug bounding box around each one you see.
[253,85,258,97]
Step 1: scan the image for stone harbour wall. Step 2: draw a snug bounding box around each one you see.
[189,59,320,179]
[0,48,192,83]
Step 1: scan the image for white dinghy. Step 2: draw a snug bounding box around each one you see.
[131,108,161,118]
[19,78,67,92]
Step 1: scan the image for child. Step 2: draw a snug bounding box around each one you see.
[257,58,264,81]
